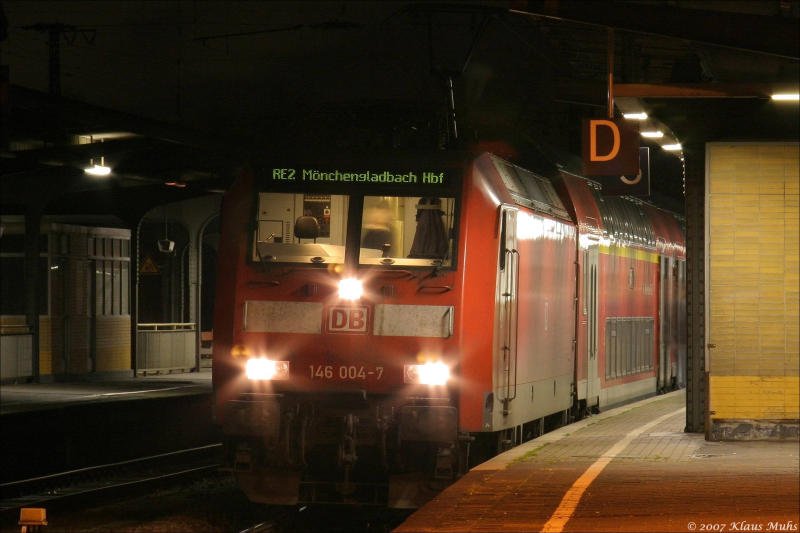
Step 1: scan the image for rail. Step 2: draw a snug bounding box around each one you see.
[0,444,223,515]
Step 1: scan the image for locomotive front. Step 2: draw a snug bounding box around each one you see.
[212,155,466,507]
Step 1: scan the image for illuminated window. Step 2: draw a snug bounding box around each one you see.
[358,195,456,267]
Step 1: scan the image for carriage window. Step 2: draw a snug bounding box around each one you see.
[359,196,456,267]
[254,192,348,264]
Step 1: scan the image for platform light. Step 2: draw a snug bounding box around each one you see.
[84,156,111,177]
[662,143,682,151]
[338,277,364,301]
[245,357,289,381]
[640,130,664,138]
[622,112,648,120]
[771,93,799,102]
[404,362,451,386]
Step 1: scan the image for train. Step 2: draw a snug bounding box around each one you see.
[211,149,686,508]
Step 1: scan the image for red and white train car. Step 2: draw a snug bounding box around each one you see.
[212,150,685,508]
[555,172,686,414]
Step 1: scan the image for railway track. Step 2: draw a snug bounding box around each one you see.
[0,443,223,516]
[1,443,411,531]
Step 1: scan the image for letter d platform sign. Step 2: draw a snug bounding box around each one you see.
[582,119,639,177]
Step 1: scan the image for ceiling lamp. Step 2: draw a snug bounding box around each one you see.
[662,143,682,151]
[84,156,111,176]
[641,130,664,138]
[622,112,648,120]
[771,93,799,102]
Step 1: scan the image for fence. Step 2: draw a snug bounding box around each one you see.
[136,323,197,375]
[0,325,32,381]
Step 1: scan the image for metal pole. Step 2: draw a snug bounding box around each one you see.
[132,217,143,377]
[607,28,615,118]
[447,75,458,142]
[48,26,61,96]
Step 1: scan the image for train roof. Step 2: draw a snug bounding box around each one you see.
[554,170,685,255]
[486,154,571,221]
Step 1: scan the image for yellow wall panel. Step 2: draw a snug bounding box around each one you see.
[709,376,800,420]
[95,316,131,372]
[707,142,800,426]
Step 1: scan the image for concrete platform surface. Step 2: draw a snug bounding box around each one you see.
[0,370,211,415]
[395,391,800,533]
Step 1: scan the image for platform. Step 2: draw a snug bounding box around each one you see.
[0,370,216,483]
[0,370,212,416]
[395,391,800,533]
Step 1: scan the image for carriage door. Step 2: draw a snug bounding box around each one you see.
[585,246,600,408]
[657,253,673,392]
[498,207,519,416]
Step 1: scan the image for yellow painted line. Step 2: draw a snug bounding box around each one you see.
[599,244,660,263]
[540,406,685,533]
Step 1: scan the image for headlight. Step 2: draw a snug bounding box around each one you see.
[338,277,364,301]
[404,362,451,386]
[245,357,290,381]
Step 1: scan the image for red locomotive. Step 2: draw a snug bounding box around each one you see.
[212,150,685,507]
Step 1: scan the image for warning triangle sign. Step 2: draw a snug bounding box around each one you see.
[140,255,159,274]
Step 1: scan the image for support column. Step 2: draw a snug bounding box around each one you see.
[24,206,43,381]
[187,237,200,372]
[684,142,707,434]
[131,222,140,376]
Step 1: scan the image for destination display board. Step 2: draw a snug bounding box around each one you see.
[262,165,459,194]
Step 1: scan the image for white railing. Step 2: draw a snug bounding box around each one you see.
[136,323,197,375]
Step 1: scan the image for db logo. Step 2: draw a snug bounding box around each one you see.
[327,305,369,334]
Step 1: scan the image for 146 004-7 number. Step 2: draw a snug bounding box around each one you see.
[309,365,384,380]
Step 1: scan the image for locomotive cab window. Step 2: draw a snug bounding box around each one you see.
[359,195,456,267]
[254,192,348,264]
